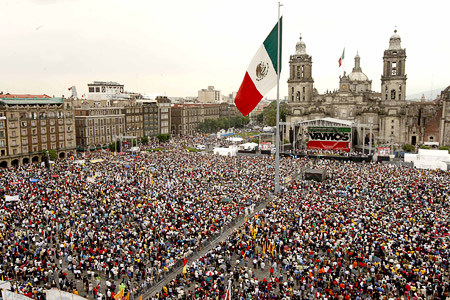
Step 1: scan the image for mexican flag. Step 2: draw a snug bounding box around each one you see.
[338,48,345,67]
[235,17,282,116]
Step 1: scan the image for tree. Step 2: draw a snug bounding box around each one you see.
[197,116,249,133]
[157,134,171,143]
[48,150,57,161]
[262,101,288,126]
[108,142,116,152]
[402,144,415,152]
[256,113,264,123]
[140,137,149,145]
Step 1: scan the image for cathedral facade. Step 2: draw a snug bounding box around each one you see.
[286,31,446,150]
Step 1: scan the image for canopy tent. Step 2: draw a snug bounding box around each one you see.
[226,137,243,142]
[213,146,238,156]
[239,142,258,151]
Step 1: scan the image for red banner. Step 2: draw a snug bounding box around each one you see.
[307,141,350,152]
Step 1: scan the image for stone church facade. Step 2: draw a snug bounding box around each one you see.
[286,31,447,149]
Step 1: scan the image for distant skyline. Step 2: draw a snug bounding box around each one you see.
[1,0,449,100]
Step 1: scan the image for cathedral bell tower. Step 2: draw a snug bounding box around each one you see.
[288,35,314,103]
[381,29,407,101]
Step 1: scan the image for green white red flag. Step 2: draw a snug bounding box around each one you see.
[235,18,282,116]
[339,48,345,67]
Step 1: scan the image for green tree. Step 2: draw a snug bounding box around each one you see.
[419,145,431,149]
[262,101,287,126]
[402,144,415,152]
[197,116,249,133]
[402,144,416,152]
[256,113,264,123]
[157,134,171,143]
[140,137,149,145]
[108,142,116,152]
[48,150,57,161]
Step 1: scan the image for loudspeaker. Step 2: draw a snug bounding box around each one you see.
[117,141,121,152]
[304,168,327,182]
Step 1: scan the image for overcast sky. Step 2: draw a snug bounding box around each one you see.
[1,0,448,100]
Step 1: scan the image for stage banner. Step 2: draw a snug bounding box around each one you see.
[307,127,351,152]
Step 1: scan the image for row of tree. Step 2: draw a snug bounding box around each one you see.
[197,116,250,133]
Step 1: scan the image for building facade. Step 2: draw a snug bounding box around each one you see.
[0,94,76,167]
[198,86,222,103]
[156,96,171,135]
[171,103,240,135]
[286,31,444,149]
[75,105,125,151]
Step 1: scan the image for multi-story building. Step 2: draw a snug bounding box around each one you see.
[122,103,144,139]
[198,86,221,103]
[0,94,76,168]
[138,100,159,137]
[286,30,445,149]
[171,103,240,135]
[156,96,171,135]
[75,105,125,151]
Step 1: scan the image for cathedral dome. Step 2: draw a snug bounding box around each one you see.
[348,53,369,82]
[348,71,369,82]
[295,35,307,55]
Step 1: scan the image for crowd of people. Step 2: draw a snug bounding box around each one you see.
[0,135,449,300]
[0,136,295,300]
[151,159,450,299]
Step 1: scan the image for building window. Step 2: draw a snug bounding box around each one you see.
[429,136,434,142]
[95,87,100,93]
[89,87,94,93]
[296,91,300,101]
[391,89,396,100]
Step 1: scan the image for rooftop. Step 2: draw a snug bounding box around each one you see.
[0,94,51,99]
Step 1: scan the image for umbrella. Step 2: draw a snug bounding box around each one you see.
[377,287,385,293]
[205,271,214,276]
[124,165,131,168]
[30,179,40,183]
[51,174,59,178]
[373,256,382,263]
[222,197,232,203]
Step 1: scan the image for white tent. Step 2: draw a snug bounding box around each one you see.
[213,146,238,156]
[239,142,258,151]
[226,137,243,142]
[405,149,450,171]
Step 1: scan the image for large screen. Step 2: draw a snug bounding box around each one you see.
[307,127,351,152]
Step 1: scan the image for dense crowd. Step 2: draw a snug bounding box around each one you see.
[0,136,294,300]
[0,135,449,300]
[151,159,450,300]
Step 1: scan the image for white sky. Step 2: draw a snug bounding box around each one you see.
[1,0,449,100]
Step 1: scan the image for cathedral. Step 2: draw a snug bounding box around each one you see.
[286,30,448,150]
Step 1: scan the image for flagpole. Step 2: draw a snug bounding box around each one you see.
[275,1,282,194]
